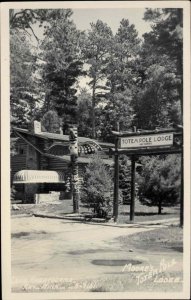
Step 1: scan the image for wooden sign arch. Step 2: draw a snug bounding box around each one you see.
[110,128,183,226]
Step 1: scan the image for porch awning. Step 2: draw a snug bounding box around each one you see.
[13,170,65,184]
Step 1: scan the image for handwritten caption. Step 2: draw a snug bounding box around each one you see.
[122,258,182,285]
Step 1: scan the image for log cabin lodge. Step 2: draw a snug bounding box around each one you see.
[11,121,115,203]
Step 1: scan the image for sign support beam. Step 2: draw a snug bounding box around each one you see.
[130,155,136,221]
[113,123,119,222]
[180,151,184,227]
[113,148,119,222]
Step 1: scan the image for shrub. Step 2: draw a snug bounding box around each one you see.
[11,185,16,201]
[137,154,181,214]
[81,155,113,218]
[119,155,139,204]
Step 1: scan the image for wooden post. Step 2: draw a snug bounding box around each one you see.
[180,151,184,227]
[69,127,80,213]
[113,122,119,222]
[130,155,136,221]
[130,126,137,222]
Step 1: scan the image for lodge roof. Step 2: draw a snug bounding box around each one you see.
[12,127,114,148]
[50,154,114,166]
[12,126,115,166]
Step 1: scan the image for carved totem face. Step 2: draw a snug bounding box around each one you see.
[69,128,78,156]
[69,141,78,156]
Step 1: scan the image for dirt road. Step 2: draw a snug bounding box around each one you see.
[11,216,182,292]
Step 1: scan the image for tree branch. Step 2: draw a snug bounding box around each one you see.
[28,24,39,42]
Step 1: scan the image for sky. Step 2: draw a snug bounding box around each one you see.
[32,8,152,91]
[71,8,151,91]
[72,8,151,37]
[32,8,151,43]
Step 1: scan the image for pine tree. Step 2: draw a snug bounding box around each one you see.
[41,110,61,133]
[40,9,84,133]
[81,20,113,138]
[137,155,181,214]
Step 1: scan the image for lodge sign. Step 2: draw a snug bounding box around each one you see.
[119,133,173,149]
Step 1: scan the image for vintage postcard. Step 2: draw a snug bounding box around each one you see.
[1,1,190,299]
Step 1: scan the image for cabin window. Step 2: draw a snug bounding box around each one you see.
[15,145,24,155]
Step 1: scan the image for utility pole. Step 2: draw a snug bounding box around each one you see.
[69,126,80,213]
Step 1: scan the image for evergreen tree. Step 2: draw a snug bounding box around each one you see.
[77,89,92,137]
[81,20,113,138]
[133,8,183,129]
[137,155,181,214]
[41,110,61,133]
[98,19,140,140]
[10,29,43,127]
[40,9,84,133]
[81,155,113,218]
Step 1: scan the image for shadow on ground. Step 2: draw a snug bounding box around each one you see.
[120,211,173,216]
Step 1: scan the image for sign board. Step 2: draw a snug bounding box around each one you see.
[119,133,173,149]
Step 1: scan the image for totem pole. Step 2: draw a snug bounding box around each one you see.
[69,126,80,213]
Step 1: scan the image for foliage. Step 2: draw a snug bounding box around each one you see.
[41,110,61,133]
[10,138,18,156]
[133,8,183,129]
[77,89,92,137]
[10,8,182,143]
[106,19,141,93]
[98,89,135,141]
[81,20,113,138]
[137,155,181,213]
[81,155,113,218]
[118,155,132,204]
[40,9,84,133]
[9,9,48,40]
[10,29,43,127]
[98,19,140,140]
[133,63,182,129]
[11,185,17,201]
[143,8,183,71]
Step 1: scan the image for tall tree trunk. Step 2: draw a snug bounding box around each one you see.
[158,198,162,214]
[92,80,96,139]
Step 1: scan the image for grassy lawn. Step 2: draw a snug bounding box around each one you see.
[117,225,183,252]
[12,198,180,224]
[118,200,180,223]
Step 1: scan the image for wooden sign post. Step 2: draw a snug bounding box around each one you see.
[180,151,184,227]
[113,140,119,222]
[130,155,136,221]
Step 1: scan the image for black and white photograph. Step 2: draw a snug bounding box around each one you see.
[1,1,190,299]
